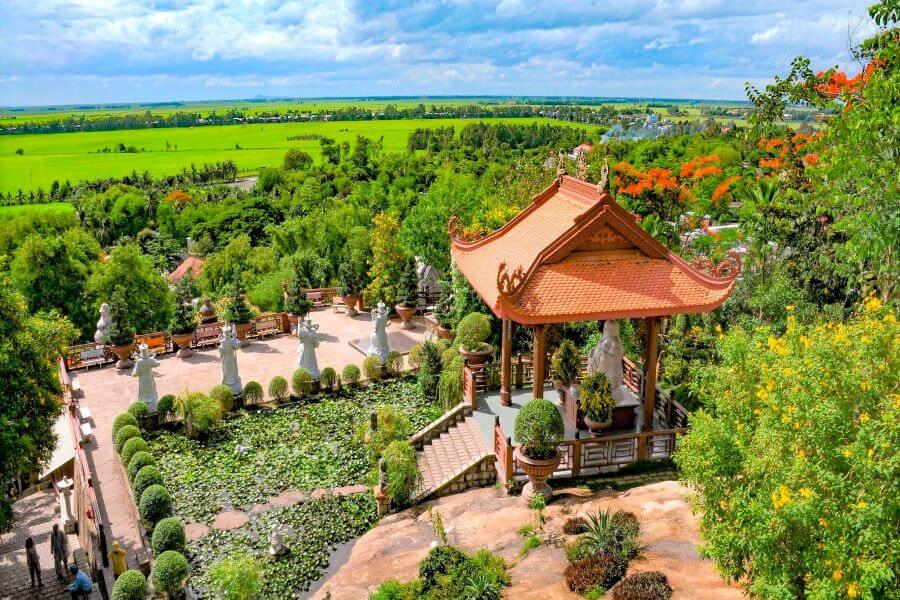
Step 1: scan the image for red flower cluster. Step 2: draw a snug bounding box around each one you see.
[680,155,720,178]
[712,176,742,204]
[613,162,680,198]
[815,58,883,101]
[759,157,783,170]
[165,190,191,206]
[802,153,820,166]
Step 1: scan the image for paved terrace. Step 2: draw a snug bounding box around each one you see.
[69,309,427,573]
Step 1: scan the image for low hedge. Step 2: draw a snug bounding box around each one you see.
[564,554,628,594]
[115,425,142,454]
[157,394,175,416]
[343,363,361,386]
[112,413,139,439]
[363,355,382,381]
[319,368,337,391]
[210,384,234,413]
[120,436,148,465]
[268,376,288,403]
[111,569,147,600]
[242,381,264,405]
[151,517,186,554]
[127,401,150,420]
[132,465,164,499]
[139,484,172,528]
[151,550,189,598]
[126,451,156,482]
[292,368,313,396]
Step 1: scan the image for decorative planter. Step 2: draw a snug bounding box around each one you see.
[233,322,252,346]
[459,343,494,366]
[171,332,194,358]
[554,381,566,405]
[514,447,562,503]
[343,296,360,317]
[395,305,417,330]
[287,313,300,330]
[199,298,217,324]
[110,343,135,370]
[436,325,454,340]
[583,414,613,434]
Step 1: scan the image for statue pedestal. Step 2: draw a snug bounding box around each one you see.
[57,477,77,534]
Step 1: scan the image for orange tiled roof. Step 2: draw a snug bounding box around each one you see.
[169,256,204,281]
[450,176,738,324]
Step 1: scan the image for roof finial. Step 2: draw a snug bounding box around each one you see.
[597,157,609,193]
[577,150,587,180]
[556,149,566,177]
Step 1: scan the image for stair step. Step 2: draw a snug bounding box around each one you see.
[415,416,490,499]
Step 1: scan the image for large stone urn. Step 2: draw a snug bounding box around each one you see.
[583,414,612,434]
[514,447,562,502]
[343,296,360,317]
[233,321,252,344]
[171,332,194,358]
[199,298,217,324]
[459,343,493,366]
[395,304,417,330]
[110,343,135,370]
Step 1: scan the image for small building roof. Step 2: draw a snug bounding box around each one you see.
[169,256,204,281]
[450,176,739,325]
[573,143,593,154]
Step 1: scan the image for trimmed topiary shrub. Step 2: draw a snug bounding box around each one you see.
[157,394,175,416]
[111,569,147,600]
[127,451,156,482]
[386,351,403,376]
[382,440,420,508]
[139,484,172,528]
[363,355,382,381]
[209,384,234,413]
[127,401,150,420]
[564,554,628,593]
[112,413,139,440]
[408,343,424,370]
[115,424,142,454]
[455,312,491,352]
[151,550,189,598]
[268,376,289,403]
[319,367,337,391]
[514,398,564,460]
[611,571,673,600]
[440,347,459,369]
[291,368,313,396]
[342,363,361,387]
[151,517,186,554]
[132,465,164,499]
[121,436,148,465]
[551,339,582,384]
[242,381,264,406]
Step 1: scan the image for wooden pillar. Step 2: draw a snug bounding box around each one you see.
[532,324,548,399]
[642,317,661,431]
[500,318,512,406]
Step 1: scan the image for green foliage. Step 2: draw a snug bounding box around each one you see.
[365,213,405,305]
[209,555,263,600]
[283,148,313,171]
[223,284,254,324]
[268,376,289,403]
[242,381,263,405]
[455,312,491,352]
[151,550,189,598]
[675,305,899,599]
[121,436,149,465]
[105,286,135,346]
[132,465,164,500]
[151,517,186,555]
[529,491,547,511]
[437,367,463,411]
[115,424,142,454]
[579,371,615,422]
[385,351,403,376]
[363,355,383,381]
[366,405,414,458]
[291,368,313,396]
[396,256,419,308]
[419,545,470,588]
[318,368,337,391]
[551,339,581,383]
[563,516,589,535]
[382,440,420,508]
[338,258,368,297]
[209,384,234,413]
[514,398,564,460]
[111,569,147,600]
[611,571,673,600]
[564,554,628,594]
[173,391,223,438]
[112,413,139,439]
[578,510,641,561]
[440,347,458,369]
[417,341,442,399]
[284,268,313,316]
[342,363,361,387]
[407,343,424,369]
[127,451,156,482]
[139,484,172,527]
[169,274,198,335]
[433,270,455,329]
[127,401,150,420]
[157,394,175,416]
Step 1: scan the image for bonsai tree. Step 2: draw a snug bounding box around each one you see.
[396,257,419,309]
[434,270,455,330]
[514,398,564,461]
[284,270,313,317]
[551,340,581,385]
[105,287,135,346]
[579,371,615,426]
[338,259,367,316]
[223,283,254,324]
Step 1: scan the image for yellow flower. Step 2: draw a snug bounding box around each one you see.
[786,305,795,311]
[843,448,853,458]
[856,501,867,509]
[772,485,791,509]
[719,500,728,510]
[860,412,870,423]
[796,448,806,459]
[833,570,843,581]
[715,324,722,333]
[800,488,813,499]
[864,296,882,311]
[819,517,828,527]
[848,582,859,598]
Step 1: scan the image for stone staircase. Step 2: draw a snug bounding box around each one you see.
[415,415,495,502]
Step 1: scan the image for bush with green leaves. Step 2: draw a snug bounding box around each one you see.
[169,276,198,336]
[440,347,458,369]
[121,436,148,465]
[139,484,172,527]
[209,555,263,600]
[291,368,313,396]
[111,569,147,600]
[437,368,462,410]
[578,510,641,561]
[157,394,175,416]
[407,343,424,370]
[105,287,136,346]
[551,339,581,383]
[417,341,442,400]
[455,312,491,352]
[564,554,628,594]
[242,381,263,406]
[151,517,185,555]
[435,339,451,352]
[210,384,234,413]
[419,545,470,588]
[115,424,142,454]
[173,391,223,438]
[342,363,361,387]
[151,550,189,598]
[127,401,150,420]
[319,367,337,391]
[513,398,564,460]
[284,269,313,316]
[365,405,413,457]
[363,355,383,381]
[382,440,420,508]
[395,257,420,308]
[563,516,589,535]
[433,270,455,329]
[385,351,403,376]
[268,376,289,403]
[127,451,156,482]
[223,284,254,324]
[579,371,615,423]
[112,413,139,440]
[611,571,673,600]
[132,465,164,499]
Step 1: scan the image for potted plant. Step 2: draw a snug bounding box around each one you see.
[513,398,564,502]
[551,339,581,405]
[169,276,197,358]
[338,260,364,317]
[105,288,136,369]
[198,298,217,324]
[455,312,493,365]
[394,257,419,330]
[223,283,255,344]
[579,371,615,433]
[433,270,455,340]
[283,271,313,329]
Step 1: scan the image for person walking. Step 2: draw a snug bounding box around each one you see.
[67,564,92,599]
[51,523,70,580]
[107,540,127,579]
[25,537,43,587]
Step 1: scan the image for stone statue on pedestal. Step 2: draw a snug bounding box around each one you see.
[368,302,390,364]
[295,317,321,379]
[588,320,640,409]
[94,303,111,343]
[220,324,243,395]
[131,343,160,411]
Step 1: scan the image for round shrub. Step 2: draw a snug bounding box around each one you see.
[115,424,142,454]
[111,569,147,600]
[514,398,564,460]
[157,394,175,416]
[564,554,628,593]
[151,517,185,554]
[268,376,288,403]
[455,312,491,351]
[386,351,403,376]
[210,384,234,413]
[112,413,139,440]
[291,368,313,396]
[440,347,459,369]
[121,436,148,465]
[611,571,673,600]
[408,343,424,369]
[127,401,150,420]
[139,484,172,527]
[363,355,382,381]
[151,550,189,598]
[132,465,164,499]
[319,367,337,391]
[382,440,420,508]
[342,363,361,387]
[419,545,470,588]
[579,371,615,423]
[551,339,582,384]
[127,451,156,482]
[242,381,264,405]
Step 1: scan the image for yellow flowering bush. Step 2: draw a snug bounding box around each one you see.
[675,303,898,599]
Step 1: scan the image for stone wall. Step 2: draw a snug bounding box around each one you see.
[427,454,497,500]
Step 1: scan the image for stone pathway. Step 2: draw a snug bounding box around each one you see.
[0,490,100,600]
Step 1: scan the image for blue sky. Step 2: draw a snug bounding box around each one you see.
[0,0,876,106]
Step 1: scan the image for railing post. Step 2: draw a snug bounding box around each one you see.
[572,438,581,478]
[505,437,514,485]
[636,431,648,461]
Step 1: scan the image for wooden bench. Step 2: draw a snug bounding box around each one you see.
[77,405,92,422]
[193,322,222,349]
[252,314,280,339]
[66,343,108,370]
[306,291,324,308]
[80,422,94,443]
[135,331,169,355]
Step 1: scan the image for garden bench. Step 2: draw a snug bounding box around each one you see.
[80,422,94,443]
[306,291,324,308]
[68,343,108,370]
[77,405,92,422]
[252,314,280,339]
[193,322,222,349]
[135,331,169,354]
[332,298,347,313]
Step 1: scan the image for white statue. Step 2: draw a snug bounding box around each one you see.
[268,524,289,557]
[588,321,640,409]
[131,343,160,411]
[295,317,321,379]
[368,302,390,364]
[94,302,111,343]
[220,324,243,395]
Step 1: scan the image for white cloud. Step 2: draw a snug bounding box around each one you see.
[751,26,782,45]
